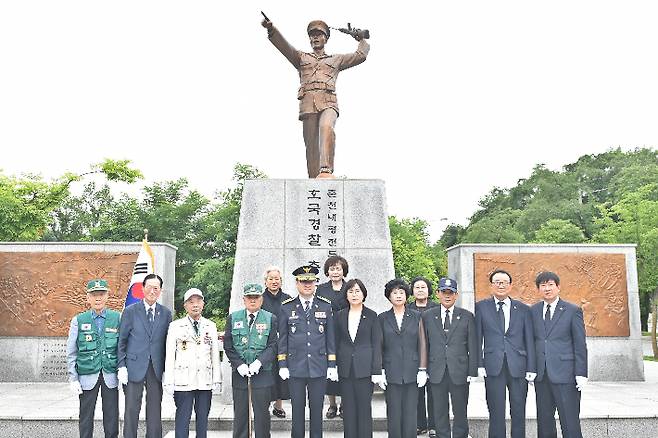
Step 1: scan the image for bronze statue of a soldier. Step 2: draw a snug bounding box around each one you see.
[261,15,370,178]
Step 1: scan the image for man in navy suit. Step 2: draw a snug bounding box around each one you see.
[475,269,536,438]
[530,271,588,438]
[117,273,173,438]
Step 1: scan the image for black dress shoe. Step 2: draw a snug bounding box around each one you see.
[429,430,436,438]
[417,428,428,435]
[325,405,338,419]
[272,407,286,418]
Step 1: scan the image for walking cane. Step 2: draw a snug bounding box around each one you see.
[247,374,253,438]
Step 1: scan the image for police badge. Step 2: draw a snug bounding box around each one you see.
[291,326,296,334]
[318,324,324,334]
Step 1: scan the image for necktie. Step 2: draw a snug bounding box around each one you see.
[248,313,255,328]
[544,304,552,331]
[304,300,311,319]
[444,309,451,332]
[497,301,505,333]
[193,320,199,335]
[147,307,154,325]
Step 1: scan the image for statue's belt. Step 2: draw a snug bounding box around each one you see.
[299,82,336,93]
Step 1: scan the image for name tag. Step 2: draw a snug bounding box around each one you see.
[105,327,118,333]
[255,323,267,331]
[314,311,326,318]
[80,323,92,331]
[234,321,244,329]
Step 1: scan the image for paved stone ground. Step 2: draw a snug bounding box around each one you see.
[1,360,658,437]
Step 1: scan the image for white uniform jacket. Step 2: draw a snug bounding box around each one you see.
[164,316,221,391]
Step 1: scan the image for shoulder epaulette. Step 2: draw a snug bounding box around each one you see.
[282,297,295,305]
[317,295,331,304]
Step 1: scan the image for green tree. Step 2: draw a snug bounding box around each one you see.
[389,216,439,285]
[533,219,586,243]
[462,208,526,243]
[0,159,141,241]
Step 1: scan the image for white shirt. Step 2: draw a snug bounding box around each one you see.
[144,301,156,320]
[394,311,404,331]
[247,311,259,329]
[543,298,560,320]
[494,297,511,333]
[441,305,454,327]
[302,297,314,310]
[348,310,361,342]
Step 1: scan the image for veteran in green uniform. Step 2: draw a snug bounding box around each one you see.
[66,279,121,438]
[224,283,279,438]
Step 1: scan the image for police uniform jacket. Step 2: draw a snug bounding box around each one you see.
[422,306,478,385]
[379,308,427,385]
[224,310,278,389]
[267,26,370,120]
[278,295,336,378]
[334,306,383,379]
[163,315,221,391]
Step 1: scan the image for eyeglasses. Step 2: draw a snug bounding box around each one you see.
[492,281,510,287]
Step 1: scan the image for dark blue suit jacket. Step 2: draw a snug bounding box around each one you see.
[530,298,587,384]
[117,300,172,382]
[475,297,536,378]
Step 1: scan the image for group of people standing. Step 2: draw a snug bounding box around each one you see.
[66,274,222,438]
[227,256,588,438]
[66,257,588,438]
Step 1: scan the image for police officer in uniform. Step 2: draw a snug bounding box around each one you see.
[278,265,338,438]
[224,283,279,438]
[163,288,221,438]
[66,279,121,438]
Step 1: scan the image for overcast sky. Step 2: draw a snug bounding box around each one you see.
[1,1,657,241]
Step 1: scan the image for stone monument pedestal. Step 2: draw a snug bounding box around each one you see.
[223,179,396,400]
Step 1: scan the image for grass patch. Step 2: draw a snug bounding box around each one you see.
[644,356,657,362]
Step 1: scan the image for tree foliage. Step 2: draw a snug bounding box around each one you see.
[389,216,443,285]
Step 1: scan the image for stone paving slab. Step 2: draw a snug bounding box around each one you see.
[1,361,657,437]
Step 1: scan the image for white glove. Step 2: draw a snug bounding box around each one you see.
[163,384,175,396]
[279,367,290,381]
[248,360,262,376]
[417,370,428,388]
[466,376,475,383]
[117,367,128,385]
[212,382,222,393]
[69,381,83,395]
[478,367,487,378]
[575,375,588,391]
[237,364,250,377]
[327,367,339,382]
[371,374,383,386]
[377,370,388,390]
[525,372,537,383]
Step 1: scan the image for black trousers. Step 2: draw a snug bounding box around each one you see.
[123,362,163,438]
[485,358,528,438]
[79,373,118,438]
[288,376,327,438]
[233,384,272,438]
[430,372,470,438]
[386,382,418,438]
[417,381,435,430]
[173,389,212,438]
[340,376,374,438]
[535,376,583,438]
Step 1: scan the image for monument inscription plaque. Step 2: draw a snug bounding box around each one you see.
[474,252,629,337]
[0,252,136,337]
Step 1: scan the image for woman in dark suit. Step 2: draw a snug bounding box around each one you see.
[379,278,428,438]
[316,255,349,418]
[334,279,383,438]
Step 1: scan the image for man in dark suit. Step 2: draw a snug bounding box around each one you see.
[277,265,338,438]
[475,269,536,438]
[530,271,588,438]
[117,273,173,438]
[422,277,478,438]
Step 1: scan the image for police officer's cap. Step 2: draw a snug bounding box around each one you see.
[438,277,458,293]
[307,20,330,38]
[243,283,264,296]
[293,265,319,281]
[86,279,109,293]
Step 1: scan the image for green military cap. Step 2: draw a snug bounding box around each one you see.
[86,279,109,293]
[243,283,264,296]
